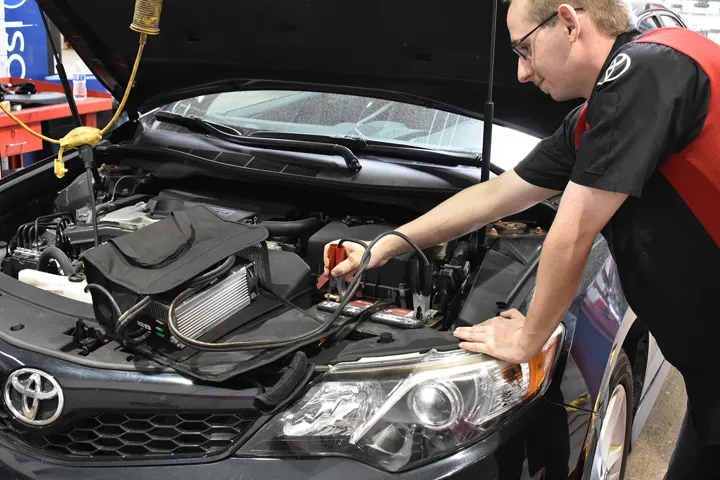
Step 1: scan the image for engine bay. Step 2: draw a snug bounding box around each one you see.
[0,163,552,381]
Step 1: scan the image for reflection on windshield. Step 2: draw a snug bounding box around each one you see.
[161,91,491,155]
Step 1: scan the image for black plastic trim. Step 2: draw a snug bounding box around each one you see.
[0,273,171,373]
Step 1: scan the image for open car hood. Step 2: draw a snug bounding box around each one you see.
[38,0,581,137]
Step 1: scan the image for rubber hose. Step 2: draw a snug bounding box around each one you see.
[36,246,74,276]
[84,284,123,321]
[259,218,324,237]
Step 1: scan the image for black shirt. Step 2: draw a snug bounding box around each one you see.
[515,30,720,424]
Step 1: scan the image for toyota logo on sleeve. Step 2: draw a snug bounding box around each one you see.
[598,53,632,86]
[3,368,64,426]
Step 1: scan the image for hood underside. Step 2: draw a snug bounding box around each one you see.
[39,0,581,137]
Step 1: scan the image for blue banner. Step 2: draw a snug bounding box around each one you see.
[4,0,50,79]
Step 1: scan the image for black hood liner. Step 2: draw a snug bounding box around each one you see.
[39,0,581,137]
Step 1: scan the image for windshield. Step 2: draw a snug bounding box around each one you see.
[158,91,541,170]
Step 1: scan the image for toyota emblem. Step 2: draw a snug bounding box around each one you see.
[597,53,632,86]
[4,368,64,426]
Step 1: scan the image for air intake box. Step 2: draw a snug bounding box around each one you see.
[307,221,416,302]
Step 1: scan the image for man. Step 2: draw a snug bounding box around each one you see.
[325,0,720,477]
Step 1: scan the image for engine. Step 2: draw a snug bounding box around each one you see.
[1,167,547,367]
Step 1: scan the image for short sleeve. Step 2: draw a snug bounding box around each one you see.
[514,104,582,191]
[572,42,709,197]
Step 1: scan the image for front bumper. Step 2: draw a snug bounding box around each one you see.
[0,420,529,480]
[0,335,591,480]
[0,392,590,480]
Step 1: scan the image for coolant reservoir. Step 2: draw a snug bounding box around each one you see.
[18,270,93,304]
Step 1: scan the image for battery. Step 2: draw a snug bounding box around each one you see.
[317,299,426,329]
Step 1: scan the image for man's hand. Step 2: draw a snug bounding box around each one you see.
[452,309,545,364]
[323,240,388,281]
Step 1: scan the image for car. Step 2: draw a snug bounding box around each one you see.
[631,2,689,30]
[0,1,673,479]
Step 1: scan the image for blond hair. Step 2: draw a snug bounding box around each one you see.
[505,0,633,37]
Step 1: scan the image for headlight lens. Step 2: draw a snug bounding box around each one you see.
[240,326,563,472]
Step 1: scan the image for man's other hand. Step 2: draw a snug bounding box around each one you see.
[452,309,543,364]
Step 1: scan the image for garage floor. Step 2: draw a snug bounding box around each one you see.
[626,367,686,479]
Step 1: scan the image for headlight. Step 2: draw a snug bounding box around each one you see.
[240,326,564,472]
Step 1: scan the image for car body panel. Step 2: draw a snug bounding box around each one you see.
[513,234,671,476]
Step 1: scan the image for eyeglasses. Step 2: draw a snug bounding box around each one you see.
[511,7,585,60]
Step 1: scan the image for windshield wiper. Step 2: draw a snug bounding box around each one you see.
[154,111,362,173]
[247,130,488,169]
[155,111,503,172]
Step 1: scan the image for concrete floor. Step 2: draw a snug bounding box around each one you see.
[626,367,686,479]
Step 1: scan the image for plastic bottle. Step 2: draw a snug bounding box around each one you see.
[72,62,87,101]
[18,269,92,304]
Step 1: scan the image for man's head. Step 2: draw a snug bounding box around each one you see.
[505,0,633,100]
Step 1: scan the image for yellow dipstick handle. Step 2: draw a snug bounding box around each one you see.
[0,33,147,179]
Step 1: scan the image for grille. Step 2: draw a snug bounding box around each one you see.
[246,157,286,172]
[0,409,257,459]
[190,149,220,160]
[218,151,253,167]
[156,122,191,134]
[283,164,319,177]
[170,149,319,177]
[156,122,181,133]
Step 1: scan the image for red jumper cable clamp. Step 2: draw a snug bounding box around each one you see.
[326,244,349,301]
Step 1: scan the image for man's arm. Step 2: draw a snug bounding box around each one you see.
[454,40,709,362]
[328,170,559,278]
[388,170,558,254]
[521,182,627,350]
[453,181,627,362]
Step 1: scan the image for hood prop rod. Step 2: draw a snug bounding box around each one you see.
[38,3,101,247]
[38,4,100,248]
[38,4,82,128]
[481,0,498,182]
[478,0,499,244]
